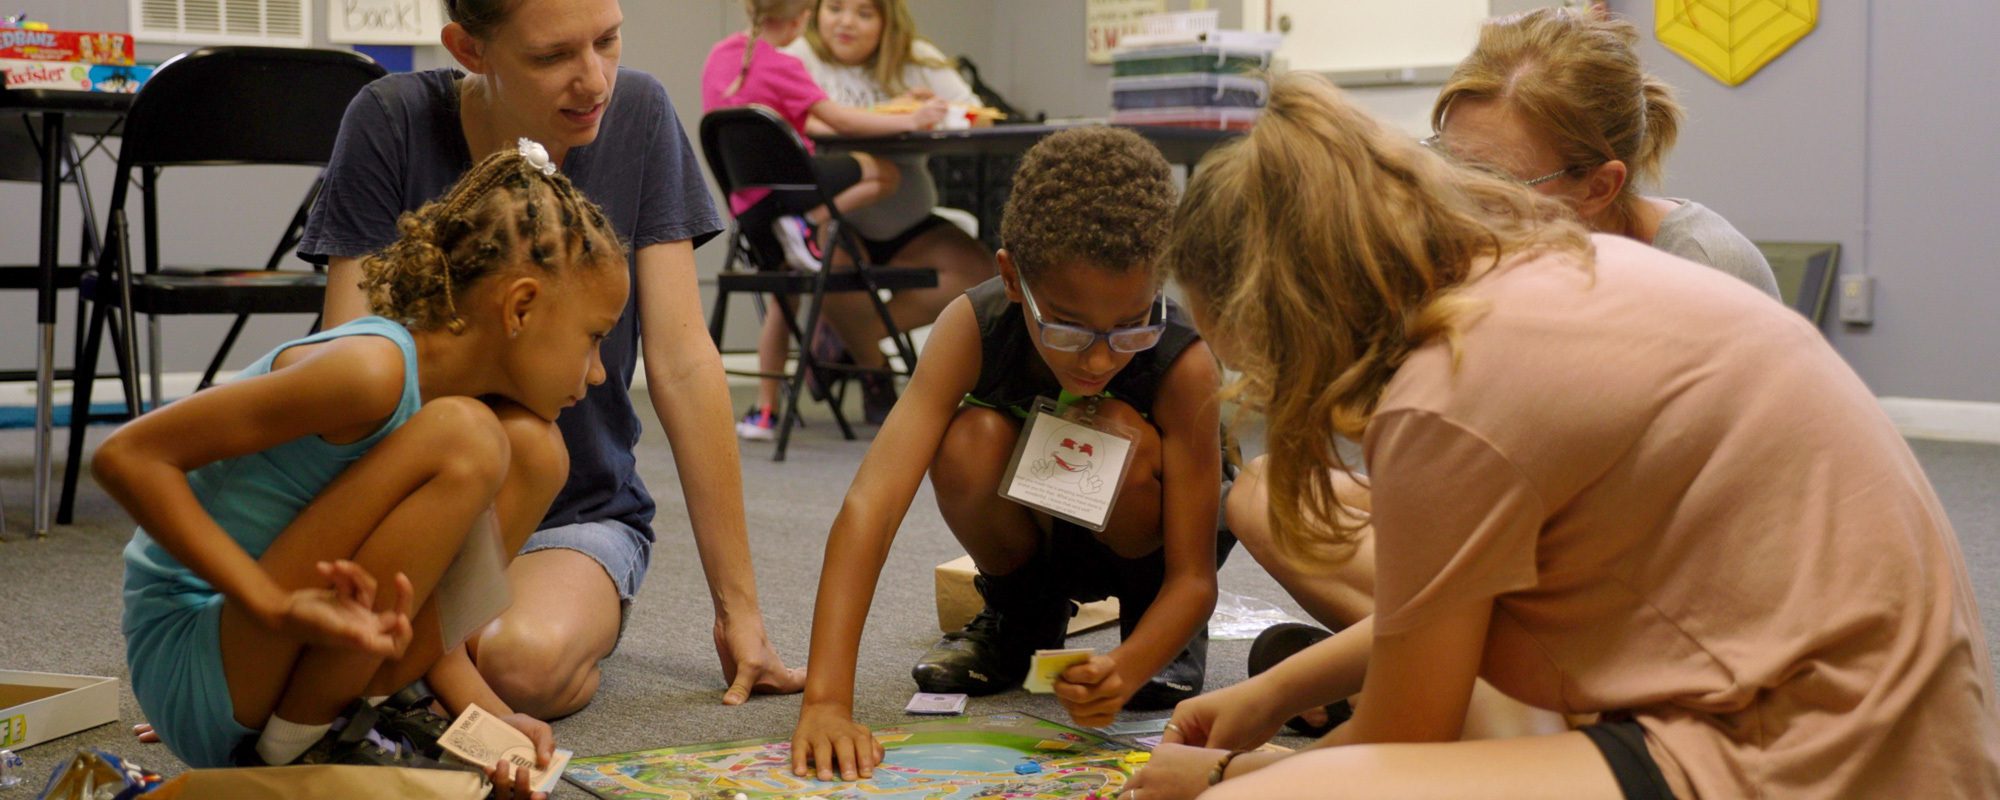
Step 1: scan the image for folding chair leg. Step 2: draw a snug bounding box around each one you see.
[708,282,730,347]
[147,314,163,407]
[58,298,110,524]
[201,313,250,390]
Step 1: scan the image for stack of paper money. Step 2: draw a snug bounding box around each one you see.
[439,704,572,795]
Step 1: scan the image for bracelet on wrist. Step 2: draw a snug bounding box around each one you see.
[1207,749,1253,786]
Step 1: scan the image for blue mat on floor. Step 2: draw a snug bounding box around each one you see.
[0,403,139,429]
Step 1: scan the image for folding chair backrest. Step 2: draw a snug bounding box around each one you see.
[0,119,47,182]
[117,46,385,169]
[699,105,824,215]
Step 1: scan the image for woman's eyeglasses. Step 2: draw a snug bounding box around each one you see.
[1420,134,1578,187]
[1019,277,1167,353]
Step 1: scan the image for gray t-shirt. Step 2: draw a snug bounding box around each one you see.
[299,68,723,541]
[1652,199,1780,299]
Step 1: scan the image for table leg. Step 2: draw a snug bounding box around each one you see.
[33,112,66,537]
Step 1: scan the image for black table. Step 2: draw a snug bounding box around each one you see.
[815,123,1240,249]
[2,87,132,537]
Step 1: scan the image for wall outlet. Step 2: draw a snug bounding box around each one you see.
[1839,274,1875,325]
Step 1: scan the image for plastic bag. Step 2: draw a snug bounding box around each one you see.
[1207,590,1307,641]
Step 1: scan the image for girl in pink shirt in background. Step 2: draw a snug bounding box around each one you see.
[701,0,945,440]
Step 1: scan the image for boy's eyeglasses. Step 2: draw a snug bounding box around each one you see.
[1018,276,1167,354]
[1420,134,1577,187]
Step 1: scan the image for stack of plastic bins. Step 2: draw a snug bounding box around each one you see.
[1110,43,1270,131]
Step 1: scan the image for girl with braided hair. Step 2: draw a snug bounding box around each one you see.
[300,0,807,724]
[106,145,627,798]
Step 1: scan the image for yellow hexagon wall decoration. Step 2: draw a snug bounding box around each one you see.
[1656,0,1817,87]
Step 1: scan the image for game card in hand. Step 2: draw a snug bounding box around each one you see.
[1024,648,1096,694]
[439,703,573,794]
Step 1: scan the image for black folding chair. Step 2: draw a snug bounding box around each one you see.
[57,46,386,523]
[699,105,936,461]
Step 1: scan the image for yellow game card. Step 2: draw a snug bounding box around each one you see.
[1024,648,1095,694]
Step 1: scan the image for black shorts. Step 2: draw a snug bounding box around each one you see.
[858,213,954,265]
[1046,519,1238,635]
[1580,717,1677,800]
[812,153,864,198]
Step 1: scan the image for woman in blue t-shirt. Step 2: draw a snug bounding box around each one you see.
[298,0,804,719]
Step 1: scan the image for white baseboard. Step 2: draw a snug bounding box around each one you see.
[1876,397,2000,444]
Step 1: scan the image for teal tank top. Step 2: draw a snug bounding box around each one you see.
[122,316,423,597]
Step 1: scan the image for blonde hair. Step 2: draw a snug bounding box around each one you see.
[804,0,952,97]
[361,150,624,332]
[1433,7,1683,238]
[1164,73,1589,564]
[727,0,816,97]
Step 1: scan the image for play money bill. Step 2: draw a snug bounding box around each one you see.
[439,703,573,793]
[1024,648,1095,694]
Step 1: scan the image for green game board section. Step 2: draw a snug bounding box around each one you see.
[565,712,1144,799]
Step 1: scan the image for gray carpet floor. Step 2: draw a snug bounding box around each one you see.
[2,389,1997,797]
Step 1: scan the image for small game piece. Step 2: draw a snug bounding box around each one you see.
[1025,647,1095,693]
[1014,761,1043,774]
[1122,750,1152,764]
[733,794,748,800]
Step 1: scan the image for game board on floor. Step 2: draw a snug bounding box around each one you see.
[565,712,1145,799]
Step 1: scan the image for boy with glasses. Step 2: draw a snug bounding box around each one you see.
[785,127,1228,782]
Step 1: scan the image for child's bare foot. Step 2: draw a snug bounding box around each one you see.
[132,723,161,744]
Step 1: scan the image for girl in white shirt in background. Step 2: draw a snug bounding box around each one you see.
[783,0,999,423]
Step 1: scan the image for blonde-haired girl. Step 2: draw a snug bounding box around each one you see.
[701,0,946,439]
[1125,72,2000,800]
[783,0,1000,423]
[1223,8,1788,736]
[110,146,627,798]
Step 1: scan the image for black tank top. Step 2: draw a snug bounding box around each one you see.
[963,276,1202,418]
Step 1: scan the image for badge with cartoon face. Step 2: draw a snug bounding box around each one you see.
[1001,397,1136,531]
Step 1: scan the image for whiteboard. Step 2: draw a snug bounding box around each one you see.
[1247,0,1489,74]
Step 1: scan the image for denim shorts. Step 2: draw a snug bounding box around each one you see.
[520,518,652,602]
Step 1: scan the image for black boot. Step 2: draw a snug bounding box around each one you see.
[912,569,1069,695]
[1248,622,1352,735]
[1128,625,1208,710]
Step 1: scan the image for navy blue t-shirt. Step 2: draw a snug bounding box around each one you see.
[299,67,723,542]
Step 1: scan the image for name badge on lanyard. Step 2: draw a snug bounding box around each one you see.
[998,393,1137,532]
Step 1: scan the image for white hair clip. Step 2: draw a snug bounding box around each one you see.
[517,138,556,176]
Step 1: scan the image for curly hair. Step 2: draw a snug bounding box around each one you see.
[1000,126,1177,282]
[359,149,625,332]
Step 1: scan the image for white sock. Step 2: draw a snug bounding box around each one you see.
[364,695,389,707]
[256,716,332,765]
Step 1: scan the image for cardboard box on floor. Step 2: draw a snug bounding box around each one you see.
[149,765,486,799]
[0,671,117,751]
[934,555,1119,634]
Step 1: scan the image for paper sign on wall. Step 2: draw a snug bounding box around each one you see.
[328,0,445,46]
[1086,0,1167,64]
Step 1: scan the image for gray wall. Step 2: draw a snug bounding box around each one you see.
[1615,0,2000,402]
[7,0,1998,402]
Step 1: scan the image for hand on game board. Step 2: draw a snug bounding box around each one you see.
[792,702,885,781]
[1158,678,1286,751]
[714,615,808,705]
[1053,654,1135,728]
[1124,743,1232,800]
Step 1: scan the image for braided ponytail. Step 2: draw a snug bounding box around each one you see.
[360,145,625,332]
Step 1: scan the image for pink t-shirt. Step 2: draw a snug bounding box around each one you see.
[1367,234,2000,798]
[700,32,828,215]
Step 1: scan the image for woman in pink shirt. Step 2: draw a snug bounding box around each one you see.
[700,0,944,441]
[1123,73,2000,800]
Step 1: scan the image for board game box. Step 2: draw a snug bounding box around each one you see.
[565,712,1146,799]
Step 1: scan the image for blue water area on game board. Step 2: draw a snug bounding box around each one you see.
[885,744,1024,773]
